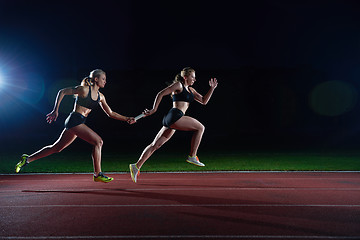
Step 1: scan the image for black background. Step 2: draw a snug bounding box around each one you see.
[1,0,360,152]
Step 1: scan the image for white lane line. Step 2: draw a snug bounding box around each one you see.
[1,187,360,194]
[1,177,360,184]
[21,187,360,191]
[117,187,360,191]
[18,187,360,191]
[1,235,360,239]
[2,170,360,175]
[1,204,360,208]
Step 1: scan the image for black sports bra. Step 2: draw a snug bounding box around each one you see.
[76,86,100,109]
[172,83,194,103]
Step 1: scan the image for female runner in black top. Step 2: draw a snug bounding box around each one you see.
[15,69,135,183]
[129,67,218,183]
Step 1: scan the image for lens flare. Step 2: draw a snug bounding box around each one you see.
[0,68,4,92]
[309,80,358,116]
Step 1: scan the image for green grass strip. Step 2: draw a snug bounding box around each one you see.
[2,150,360,174]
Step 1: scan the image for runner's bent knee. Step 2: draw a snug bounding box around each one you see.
[94,138,103,148]
[198,123,205,132]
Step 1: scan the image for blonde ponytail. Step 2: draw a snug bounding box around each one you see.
[80,69,106,86]
[173,67,195,84]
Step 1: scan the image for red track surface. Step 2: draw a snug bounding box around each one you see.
[0,172,359,239]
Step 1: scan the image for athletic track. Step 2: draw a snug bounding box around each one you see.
[0,172,359,240]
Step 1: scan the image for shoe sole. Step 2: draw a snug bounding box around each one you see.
[93,178,113,183]
[129,164,137,183]
[15,164,22,173]
[186,160,205,167]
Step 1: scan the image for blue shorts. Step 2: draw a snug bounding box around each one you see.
[162,108,184,128]
[64,112,87,129]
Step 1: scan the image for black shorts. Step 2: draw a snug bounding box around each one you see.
[162,108,184,128]
[64,112,87,129]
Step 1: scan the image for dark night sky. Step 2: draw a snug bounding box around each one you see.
[1,1,359,71]
[1,0,360,151]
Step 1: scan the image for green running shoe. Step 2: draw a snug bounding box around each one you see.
[15,154,29,173]
[93,172,113,183]
[129,163,140,183]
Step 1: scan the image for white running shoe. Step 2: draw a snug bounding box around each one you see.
[129,164,140,183]
[186,156,205,167]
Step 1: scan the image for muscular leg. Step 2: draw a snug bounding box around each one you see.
[27,129,77,163]
[69,124,103,175]
[171,116,205,157]
[136,127,175,169]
